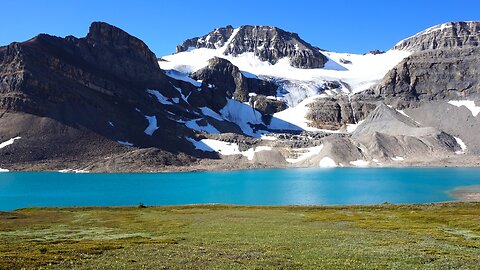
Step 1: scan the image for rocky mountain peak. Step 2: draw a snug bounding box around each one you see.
[176,25,328,69]
[393,21,480,52]
[176,25,235,52]
[82,21,164,86]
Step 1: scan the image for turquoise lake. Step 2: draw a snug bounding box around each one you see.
[1,168,480,210]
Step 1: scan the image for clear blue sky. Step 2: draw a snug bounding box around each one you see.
[1,0,479,56]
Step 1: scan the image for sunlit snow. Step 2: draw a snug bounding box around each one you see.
[144,115,159,135]
[454,136,467,154]
[448,100,480,117]
[0,137,21,149]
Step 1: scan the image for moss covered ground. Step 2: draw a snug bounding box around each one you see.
[1,203,480,269]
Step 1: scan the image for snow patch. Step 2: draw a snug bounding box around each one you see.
[144,115,159,135]
[260,134,277,141]
[391,156,405,161]
[185,119,220,134]
[0,136,21,149]
[241,146,273,161]
[271,96,320,132]
[241,70,258,78]
[200,107,224,121]
[448,100,480,117]
[349,160,369,167]
[219,99,263,136]
[117,141,134,147]
[319,157,337,168]
[396,109,410,118]
[58,169,89,173]
[454,136,467,154]
[346,120,364,133]
[0,168,9,172]
[187,137,271,160]
[164,70,202,87]
[147,90,173,105]
[286,145,324,163]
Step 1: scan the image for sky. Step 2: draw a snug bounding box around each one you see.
[1,0,479,56]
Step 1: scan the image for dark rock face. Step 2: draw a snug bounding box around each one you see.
[177,25,328,69]
[0,22,169,116]
[251,95,287,115]
[394,21,480,52]
[225,26,328,69]
[84,22,166,86]
[191,57,278,102]
[0,22,204,169]
[368,50,385,55]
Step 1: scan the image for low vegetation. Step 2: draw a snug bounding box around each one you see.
[1,203,480,269]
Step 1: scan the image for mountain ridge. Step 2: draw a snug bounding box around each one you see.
[1,20,479,172]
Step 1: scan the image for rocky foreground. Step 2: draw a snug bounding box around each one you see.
[0,21,479,172]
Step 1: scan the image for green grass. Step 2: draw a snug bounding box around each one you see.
[1,203,480,269]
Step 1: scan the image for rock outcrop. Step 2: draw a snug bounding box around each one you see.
[191,57,279,102]
[176,25,328,69]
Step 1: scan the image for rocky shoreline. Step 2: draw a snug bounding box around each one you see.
[450,186,480,202]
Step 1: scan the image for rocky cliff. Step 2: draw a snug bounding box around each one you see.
[393,21,480,51]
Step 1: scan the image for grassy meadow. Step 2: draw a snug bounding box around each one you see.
[1,203,480,269]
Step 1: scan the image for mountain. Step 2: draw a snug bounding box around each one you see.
[1,21,479,172]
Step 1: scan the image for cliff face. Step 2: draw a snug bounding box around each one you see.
[371,47,480,106]
[0,22,169,116]
[367,22,480,108]
[393,21,480,52]
[176,25,328,69]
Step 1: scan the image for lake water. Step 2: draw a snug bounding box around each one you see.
[1,168,479,210]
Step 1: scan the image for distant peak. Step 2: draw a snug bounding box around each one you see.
[175,24,327,69]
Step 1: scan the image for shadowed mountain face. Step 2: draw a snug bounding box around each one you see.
[0,22,180,148]
[0,22,207,170]
[176,25,328,69]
